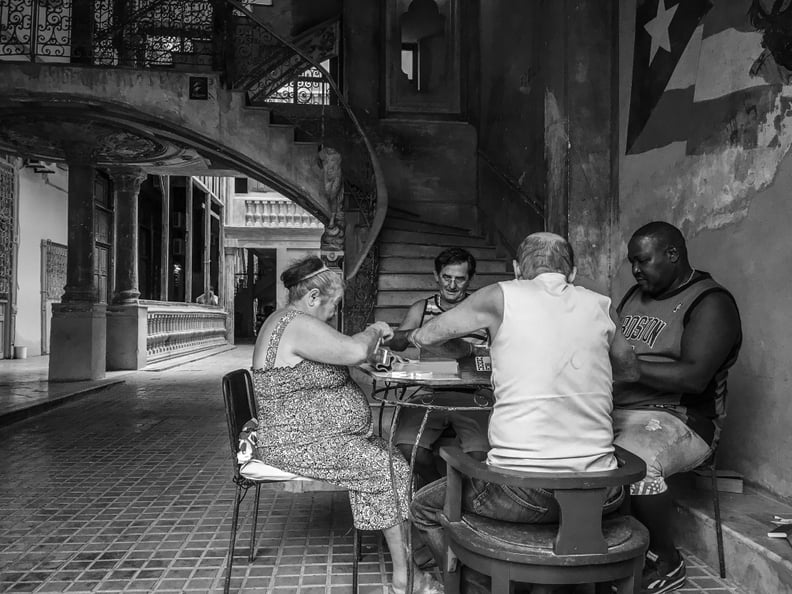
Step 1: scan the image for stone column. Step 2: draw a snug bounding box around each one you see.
[62,160,97,303]
[106,167,149,371]
[111,167,146,304]
[50,146,107,381]
[543,0,618,293]
[224,247,236,343]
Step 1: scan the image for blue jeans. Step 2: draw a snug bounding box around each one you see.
[410,475,624,588]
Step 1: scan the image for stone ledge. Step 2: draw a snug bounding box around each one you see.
[671,474,792,593]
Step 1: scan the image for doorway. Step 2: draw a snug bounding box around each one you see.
[233,248,277,341]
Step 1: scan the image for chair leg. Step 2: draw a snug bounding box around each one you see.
[224,482,245,594]
[444,547,461,594]
[352,528,359,594]
[608,573,638,594]
[248,483,261,563]
[710,464,726,578]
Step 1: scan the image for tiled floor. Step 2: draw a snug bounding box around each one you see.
[0,346,746,593]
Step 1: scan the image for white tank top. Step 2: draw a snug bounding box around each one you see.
[488,273,617,472]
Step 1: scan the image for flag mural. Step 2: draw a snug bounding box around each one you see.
[627,0,791,156]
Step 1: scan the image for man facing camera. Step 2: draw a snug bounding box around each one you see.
[386,247,491,487]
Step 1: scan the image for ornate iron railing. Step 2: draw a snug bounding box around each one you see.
[265,64,331,105]
[0,0,72,61]
[0,0,219,66]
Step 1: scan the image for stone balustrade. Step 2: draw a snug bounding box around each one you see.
[144,302,228,363]
[243,197,323,228]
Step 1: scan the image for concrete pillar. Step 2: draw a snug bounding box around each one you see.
[50,150,107,381]
[50,303,107,380]
[224,248,236,343]
[106,167,148,370]
[542,0,618,293]
[62,161,97,303]
[106,303,148,370]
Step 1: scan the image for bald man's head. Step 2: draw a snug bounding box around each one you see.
[516,232,575,280]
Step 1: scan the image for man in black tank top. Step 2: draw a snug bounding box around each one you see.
[613,222,741,594]
[386,247,491,487]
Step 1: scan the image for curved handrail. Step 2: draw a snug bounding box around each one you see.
[223,0,388,282]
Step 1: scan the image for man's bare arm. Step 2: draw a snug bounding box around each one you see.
[386,300,426,351]
[412,284,504,347]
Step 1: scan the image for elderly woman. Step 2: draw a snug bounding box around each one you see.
[252,256,442,594]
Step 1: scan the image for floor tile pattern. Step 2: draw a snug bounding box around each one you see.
[0,347,746,593]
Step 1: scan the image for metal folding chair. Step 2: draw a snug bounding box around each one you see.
[696,447,726,578]
[221,369,361,594]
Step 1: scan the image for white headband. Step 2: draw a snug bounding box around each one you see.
[296,265,330,283]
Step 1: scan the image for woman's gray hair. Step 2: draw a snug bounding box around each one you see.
[281,256,344,303]
[516,232,575,279]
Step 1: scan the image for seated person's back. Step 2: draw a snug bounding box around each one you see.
[407,232,639,589]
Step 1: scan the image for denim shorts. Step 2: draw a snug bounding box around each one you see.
[612,408,713,496]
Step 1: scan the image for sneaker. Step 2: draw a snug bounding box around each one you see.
[641,551,686,593]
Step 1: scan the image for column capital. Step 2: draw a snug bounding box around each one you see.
[109,167,148,194]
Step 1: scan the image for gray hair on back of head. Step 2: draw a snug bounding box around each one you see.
[516,232,575,279]
[281,255,344,303]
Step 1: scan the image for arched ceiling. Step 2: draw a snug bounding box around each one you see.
[0,114,206,168]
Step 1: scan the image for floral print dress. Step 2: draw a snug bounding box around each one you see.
[251,309,410,530]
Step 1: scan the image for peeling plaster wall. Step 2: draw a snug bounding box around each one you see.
[617,0,792,497]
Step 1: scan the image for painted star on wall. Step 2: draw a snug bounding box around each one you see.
[645,0,679,64]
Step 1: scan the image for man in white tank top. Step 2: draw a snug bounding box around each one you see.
[408,233,639,588]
